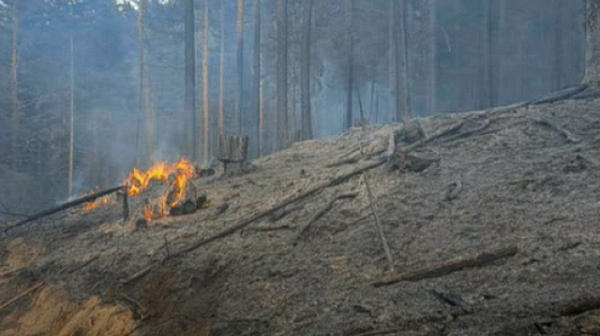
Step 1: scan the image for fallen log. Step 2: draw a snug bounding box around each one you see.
[398,120,465,153]
[373,245,518,287]
[0,282,45,312]
[466,84,588,119]
[442,119,492,143]
[531,117,582,143]
[293,193,358,243]
[4,185,126,234]
[560,294,600,316]
[363,173,395,274]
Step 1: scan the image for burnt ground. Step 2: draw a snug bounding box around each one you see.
[2,98,600,336]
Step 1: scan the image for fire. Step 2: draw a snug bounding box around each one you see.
[82,194,110,212]
[124,158,196,220]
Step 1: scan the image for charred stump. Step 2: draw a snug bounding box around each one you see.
[218,134,249,176]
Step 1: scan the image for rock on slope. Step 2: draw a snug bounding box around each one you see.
[2,98,600,336]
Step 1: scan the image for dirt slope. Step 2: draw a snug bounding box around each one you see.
[2,98,600,336]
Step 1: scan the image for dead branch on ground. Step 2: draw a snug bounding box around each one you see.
[560,294,600,316]
[0,282,45,312]
[352,328,401,336]
[442,119,492,143]
[398,121,465,153]
[531,118,582,143]
[270,204,304,222]
[363,173,395,274]
[373,245,518,287]
[4,185,126,234]
[293,193,358,243]
[0,267,25,278]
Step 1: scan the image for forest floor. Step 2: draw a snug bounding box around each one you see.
[2,95,600,336]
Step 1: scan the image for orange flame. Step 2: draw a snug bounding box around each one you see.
[82,196,109,212]
[124,158,196,220]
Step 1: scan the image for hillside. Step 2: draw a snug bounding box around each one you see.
[2,97,600,336]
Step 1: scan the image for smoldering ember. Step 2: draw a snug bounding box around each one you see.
[2,1,600,335]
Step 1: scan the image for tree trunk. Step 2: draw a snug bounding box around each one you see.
[68,6,75,198]
[138,0,153,166]
[10,1,19,171]
[300,0,314,140]
[253,0,261,156]
[428,0,437,115]
[235,0,245,135]
[276,0,288,149]
[392,0,402,122]
[479,0,494,109]
[219,0,226,134]
[400,0,412,121]
[584,0,600,85]
[184,0,197,161]
[388,0,394,122]
[345,0,354,130]
[554,0,562,91]
[202,0,210,163]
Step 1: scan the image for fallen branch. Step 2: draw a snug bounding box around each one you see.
[293,193,358,243]
[352,328,401,336]
[373,245,518,287]
[270,204,304,222]
[531,118,582,143]
[466,84,588,119]
[431,285,473,314]
[0,267,25,278]
[120,264,155,285]
[398,121,465,153]
[0,282,45,312]
[560,294,600,316]
[245,225,294,232]
[5,185,126,234]
[442,119,492,143]
[120,293,148,318]
[66,255,99,274]
[363,173,395,274]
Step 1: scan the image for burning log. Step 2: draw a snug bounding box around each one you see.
[4,186,126,234]
[218,134,249,176]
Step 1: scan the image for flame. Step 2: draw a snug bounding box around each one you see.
[81,196,110,212]
[124,158,196,220]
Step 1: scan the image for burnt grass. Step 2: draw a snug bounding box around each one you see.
[2,98,600,336]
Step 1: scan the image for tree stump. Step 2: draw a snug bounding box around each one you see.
[218,134,249,176]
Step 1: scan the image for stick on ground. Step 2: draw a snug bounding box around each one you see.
[5,185,126,234]
[0,282,45,312]
[363,173,395,275]
[293,193,358,243]
[531,117,582,143]
[373,245,518,287]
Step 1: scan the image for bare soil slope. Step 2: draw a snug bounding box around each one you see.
[2,98,600,336]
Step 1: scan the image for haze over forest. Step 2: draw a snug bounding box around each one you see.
[0,0,588,218]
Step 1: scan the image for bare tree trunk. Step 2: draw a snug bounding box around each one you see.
[10,1,19,171]
[392,0,402,122]
[235,0,245,135]
[479,0,493,109]
[219,0,226,134]
[253,0,261,156]
[428,0,437,115]
[68,6,75,198]
[400,0,412,121]
[300,0,314,140]
[184,0,197,161]
[388,0,395,122]
[345,0,354,130]
[584,0,600,84]
[276,0,288,148]
[259,55,265,156]
[554,0,562,91]
[137,0,153,166]
[202,0,210,162]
